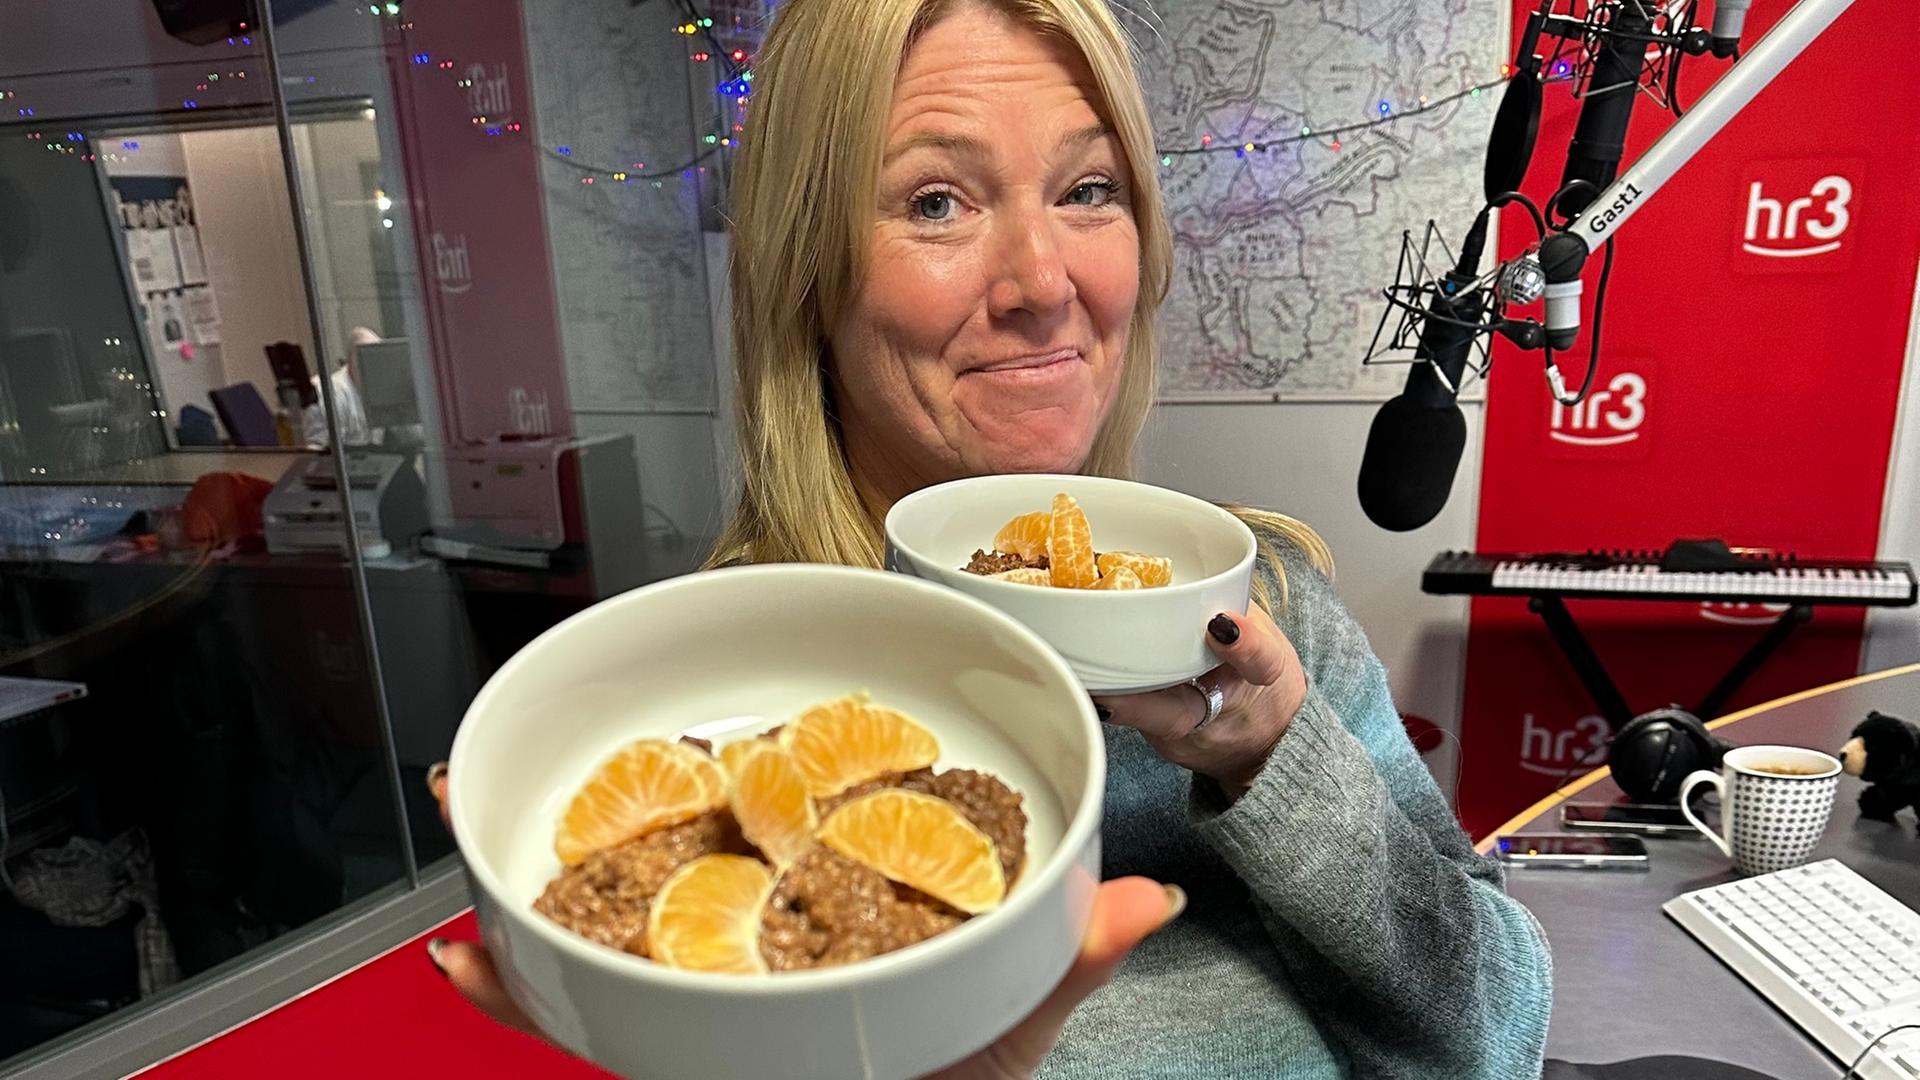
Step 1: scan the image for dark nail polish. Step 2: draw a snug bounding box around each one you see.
[426,937,449,977]
[1096,705,1114,723]
[1208,614,1240,645]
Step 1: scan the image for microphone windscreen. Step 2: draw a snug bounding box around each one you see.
[1484,68,1542,203]
[1358,394,1468,532]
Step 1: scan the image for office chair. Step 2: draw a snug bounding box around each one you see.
[207,384,278,447]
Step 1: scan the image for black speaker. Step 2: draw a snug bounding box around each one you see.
[150,0,260,46]
[1609,706,1730,804]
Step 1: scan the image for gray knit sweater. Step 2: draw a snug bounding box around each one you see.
[1039,534,1553,1079]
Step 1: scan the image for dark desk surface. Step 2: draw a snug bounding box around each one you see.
[1478,664,1920,1078]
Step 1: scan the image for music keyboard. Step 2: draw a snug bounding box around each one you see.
[1424,550,1917,606]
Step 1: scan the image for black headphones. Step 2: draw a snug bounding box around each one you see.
[1608,706,1731,803]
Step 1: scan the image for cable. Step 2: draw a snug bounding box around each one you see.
[1538,731,1618,806]
[1162,78,1507,159]
[1844,1023,1920,1078]
[539,0,745,184]
[1579,235,1617,400]
[1545,178,1601,224]
[1487,190,1549,238]
[642,500,689,546]
[1539,234,1613,407]
[544,143,723,182]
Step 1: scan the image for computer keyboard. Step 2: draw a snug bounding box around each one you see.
[1665,860,1920,1079]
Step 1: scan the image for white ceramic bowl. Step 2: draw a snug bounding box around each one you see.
[885,474,1257,694]
[449,564,1104,1080]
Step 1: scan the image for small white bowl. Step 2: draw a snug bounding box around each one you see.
[885,474,1257,695]
[449,564,1104,1080]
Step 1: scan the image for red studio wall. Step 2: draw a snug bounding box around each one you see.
[1458,0,1919,837]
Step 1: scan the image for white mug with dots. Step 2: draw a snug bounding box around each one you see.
[1678,745,1842,876]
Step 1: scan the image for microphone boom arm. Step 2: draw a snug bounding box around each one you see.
[1553,0,1855,270]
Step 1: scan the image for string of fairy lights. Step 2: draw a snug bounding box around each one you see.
[541,71,1515,188]
[534,4,1519,188]
[5,0,1522,192]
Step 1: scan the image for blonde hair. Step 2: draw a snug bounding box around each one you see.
[706,0,1329,608]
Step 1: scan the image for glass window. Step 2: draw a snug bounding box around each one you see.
[1,0,734,1068]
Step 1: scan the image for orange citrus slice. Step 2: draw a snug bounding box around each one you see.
[1093,565,1143,590]
[817,789,1006,915]
[670,741,729,805]
[992,567,1052,586]
[993,511,1050,560]
[718,738,762,775]
[647,854,774,974]
[1097,551,1172,588]
[555,739,725,865]
[728,742,817,867]
[779,693,941,797]
[1046,493,1098,589]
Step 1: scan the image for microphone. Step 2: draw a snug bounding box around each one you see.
[1555,0,1654,218]
[1710,0,1753,57]
[1358,230,1487,532]
[1483,2,1552,202]
[1537,231,1588,349]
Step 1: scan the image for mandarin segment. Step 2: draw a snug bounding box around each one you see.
[779,693,941,797]
[1045,492,1099,589]
[1097,550,1172,588]
[555,740,725,866]
[1092,564,1143,590]
[646,855,775,974]
[728,742,818,867]
[670,741,730,806]
[991,567,1052,586]
[992,510,1051,560]
[817,789,1007,915]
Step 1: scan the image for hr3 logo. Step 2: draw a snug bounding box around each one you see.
[1744,175,1852,258]
[1700,601,1792,626]
[1549,370,1647,447]
[1518,712,1611,778]
[1736,159,1863,272]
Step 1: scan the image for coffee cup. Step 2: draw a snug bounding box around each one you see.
[1678,744,1841,875]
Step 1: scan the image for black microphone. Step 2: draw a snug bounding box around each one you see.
[1358,230,1486,532]
[1555,1,1654,217]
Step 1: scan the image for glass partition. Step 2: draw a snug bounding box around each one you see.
[1,0,734,1069]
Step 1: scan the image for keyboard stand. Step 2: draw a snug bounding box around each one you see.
[1526,595,1814,727]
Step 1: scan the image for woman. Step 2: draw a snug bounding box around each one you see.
[428,0,1554,1074]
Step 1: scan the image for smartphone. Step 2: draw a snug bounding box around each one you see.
[1560,801,1699,838]
[1495,832,1651,870]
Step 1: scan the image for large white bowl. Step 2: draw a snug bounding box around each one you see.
[448,564,1104,1080]
[885,474,1256,694]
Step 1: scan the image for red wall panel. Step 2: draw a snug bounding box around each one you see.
[1458,0,1918,836]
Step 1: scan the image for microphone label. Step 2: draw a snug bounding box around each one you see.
[1584,181,1644,241]
[1735,158,1862,272]
[1545,363,1651,459]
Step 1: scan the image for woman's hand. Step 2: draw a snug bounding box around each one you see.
[1093,606,1307,801]
[424,767,1183,1078]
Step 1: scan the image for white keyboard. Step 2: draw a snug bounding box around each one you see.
[1488,561,1916,601]
[1665,860,1920,1079]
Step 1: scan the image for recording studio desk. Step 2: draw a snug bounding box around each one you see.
[1477,664,1920,1078]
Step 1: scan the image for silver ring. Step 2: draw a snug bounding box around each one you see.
[1185,677,1224,732]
